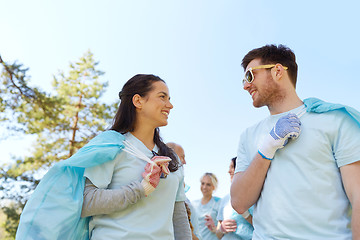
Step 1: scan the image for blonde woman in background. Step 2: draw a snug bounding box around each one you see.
[192,173,221,240]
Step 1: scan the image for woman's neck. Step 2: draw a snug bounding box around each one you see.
[131,127,155,151]
[201,195,212,205]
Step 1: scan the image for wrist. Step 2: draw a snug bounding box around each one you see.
[241,210,250,219]
[258,134,279,160]
[141,179,155,196]
[220,224,227,234]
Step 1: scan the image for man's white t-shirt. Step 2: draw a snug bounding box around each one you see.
[236,105,360,239]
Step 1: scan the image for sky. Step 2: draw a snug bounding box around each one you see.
[1,0,360,202]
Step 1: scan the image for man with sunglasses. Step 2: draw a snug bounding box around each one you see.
[230,44,360,239]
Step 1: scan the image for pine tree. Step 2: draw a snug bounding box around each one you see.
[0,51,118,239]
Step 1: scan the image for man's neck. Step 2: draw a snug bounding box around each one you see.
[268,94,303,115]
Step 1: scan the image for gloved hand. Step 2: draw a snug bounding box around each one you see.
[141,156,171,196]
[141,162,161,196]
[204,214,216,232]
[151,156,171,176]
[258,113,301,160]
[220,219,237,233]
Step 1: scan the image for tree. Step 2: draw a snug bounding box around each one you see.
[0,51,118,239]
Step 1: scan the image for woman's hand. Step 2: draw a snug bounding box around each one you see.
[220,219,237,233]
[141,162,161,196]
[141,156,171,196]
[204,214,216,232]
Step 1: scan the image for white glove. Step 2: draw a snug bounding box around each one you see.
[258,113,301,160]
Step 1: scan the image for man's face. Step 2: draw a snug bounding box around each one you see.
[243,59,283,108]
[175,146,186,165]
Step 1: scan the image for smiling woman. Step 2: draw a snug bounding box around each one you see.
[192,172,221,240]
[16,74,191,240]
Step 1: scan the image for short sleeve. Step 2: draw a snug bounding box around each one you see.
[235,132,251,173]
[333,111,360,167]
[217,199,225,221]
[175,166,187,202]
[84,153,120,188]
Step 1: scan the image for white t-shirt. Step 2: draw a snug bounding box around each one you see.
[84,132,186,240]
[217,194,253,240]
[236,105,360,239]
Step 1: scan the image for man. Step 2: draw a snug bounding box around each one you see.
[167,142,201,240]
[230,44,360,239]
[167,142,186,165]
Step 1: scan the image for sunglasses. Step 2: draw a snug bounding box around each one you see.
[243,64,288,85]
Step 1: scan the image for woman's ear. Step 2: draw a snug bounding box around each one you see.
[132,94,143,109]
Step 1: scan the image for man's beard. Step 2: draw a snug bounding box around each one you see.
[253,75,285,109]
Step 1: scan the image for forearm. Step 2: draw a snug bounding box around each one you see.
[245,214,253,225]
[351,200,360,239]
[81,178,145,217]
[173,201,192,240]
[215,222,224,239]
[340,161,360,239]
[191,231,200,240]
[230,153,271,213]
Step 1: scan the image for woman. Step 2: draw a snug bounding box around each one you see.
[216,157,254,240]
[192,172,221,240]
[16,74,191,240]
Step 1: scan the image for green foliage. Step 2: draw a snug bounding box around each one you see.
[0,50,118,238]
[0,203,23,240]
[0,55,61,137]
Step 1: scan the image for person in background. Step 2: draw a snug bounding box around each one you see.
[167,142,201,240]
[231,44,360,239]
[16,74,191,240]
[192,172,221,240]
[216,157,253,240]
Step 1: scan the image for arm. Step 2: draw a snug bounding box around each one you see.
[215,219,238,239]
[191,231,200,240]
[173,201,192,240]
[340,161,360,239]
[231,154,271,213]
[231,113,301,213]
[215,221,224,239]
[81,178,145,217]
[244,213,253,225]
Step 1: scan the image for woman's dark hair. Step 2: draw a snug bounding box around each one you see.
[110,74,178,172]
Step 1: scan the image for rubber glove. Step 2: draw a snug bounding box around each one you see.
[141,156,171,196]
[258,113,301,160]
[152,156,171,176]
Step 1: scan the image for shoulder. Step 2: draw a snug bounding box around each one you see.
[192,199,201,206]
[213,196,221,202]
[83,130,125,150]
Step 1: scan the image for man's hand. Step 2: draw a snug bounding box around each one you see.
[258,113,301,160]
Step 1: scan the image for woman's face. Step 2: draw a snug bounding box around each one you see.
[200,175,215,197]
[136,81,173,128]
[228,161,235,182]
